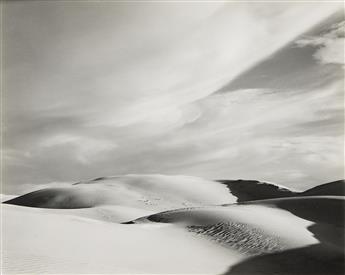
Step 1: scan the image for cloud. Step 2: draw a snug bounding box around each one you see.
[3,2,343,193]
[4,2,341,126]
[41,134,118,164]
[6,80,343,193]
[296,20,345,65]
[169,82,344,190]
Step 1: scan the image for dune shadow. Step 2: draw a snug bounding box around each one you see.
[224,242,344,275]
[224,197,345,275]
[217,180,298,202]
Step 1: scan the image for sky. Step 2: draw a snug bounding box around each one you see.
[2,1,344,194]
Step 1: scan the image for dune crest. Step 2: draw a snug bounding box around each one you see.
[2,174,345,274]
[3,174,236,212]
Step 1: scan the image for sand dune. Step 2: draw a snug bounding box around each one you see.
[3,174,238,224]
[217,179,344,202]
[226,196,345,274]
[3,175,309,211]
[217,179,298,202]
[7,176,342,212]
[226,243,345,275]
[127,195,344,274]
[240,196,345,227]
[1,194,15,203]
[301,180,345,197]
[128,199,324,251]
[3,176,344,225]
[3,174,236,211]
[2,203,242,274]
[2,175,344,274]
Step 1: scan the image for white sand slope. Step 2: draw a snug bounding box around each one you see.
[2,176,344,274]
[2,175,305,223]
[3,174,236,211]
[2,204,242,274]
[3,174,238,223]
[131,202,319,253]
[5,196,341,274]
[127,195,344,274]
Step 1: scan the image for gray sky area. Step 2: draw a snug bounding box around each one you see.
[2,1,344,194]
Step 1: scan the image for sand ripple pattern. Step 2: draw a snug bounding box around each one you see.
[188,221,287,256]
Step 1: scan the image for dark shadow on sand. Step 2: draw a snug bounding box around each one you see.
[225,242,344,275]
[217,180,298,202]
[224,197,345,275]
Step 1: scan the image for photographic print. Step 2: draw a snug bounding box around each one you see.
[1,1,344,274]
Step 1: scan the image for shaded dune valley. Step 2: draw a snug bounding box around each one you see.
[2,175,344,274]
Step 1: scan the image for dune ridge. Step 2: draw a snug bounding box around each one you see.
[217,179,345,202]
[125,194,344,275]
[2,175,344,274]
[5,176,343,211]
[3,174,236,211]
[300,180,345,197]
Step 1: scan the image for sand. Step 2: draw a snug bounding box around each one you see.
[2,175,344,274]
[3,174,237,212]
[2,204,242,274]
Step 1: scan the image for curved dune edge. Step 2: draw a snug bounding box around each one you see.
[300,180,345,196]
[225,196,345,275]
[217,179,344,202]
[2,176,344,274]
[4,177,343,211]
[5,196,343,274]
[3,176,344,227]
[2,174,237,211]
[126,196,344,274]
[2,203,242,274]
[216,179,298,202]
[128,198,323,249]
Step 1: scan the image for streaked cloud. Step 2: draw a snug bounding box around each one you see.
[3,2,344,193]
[296,20,345,65]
